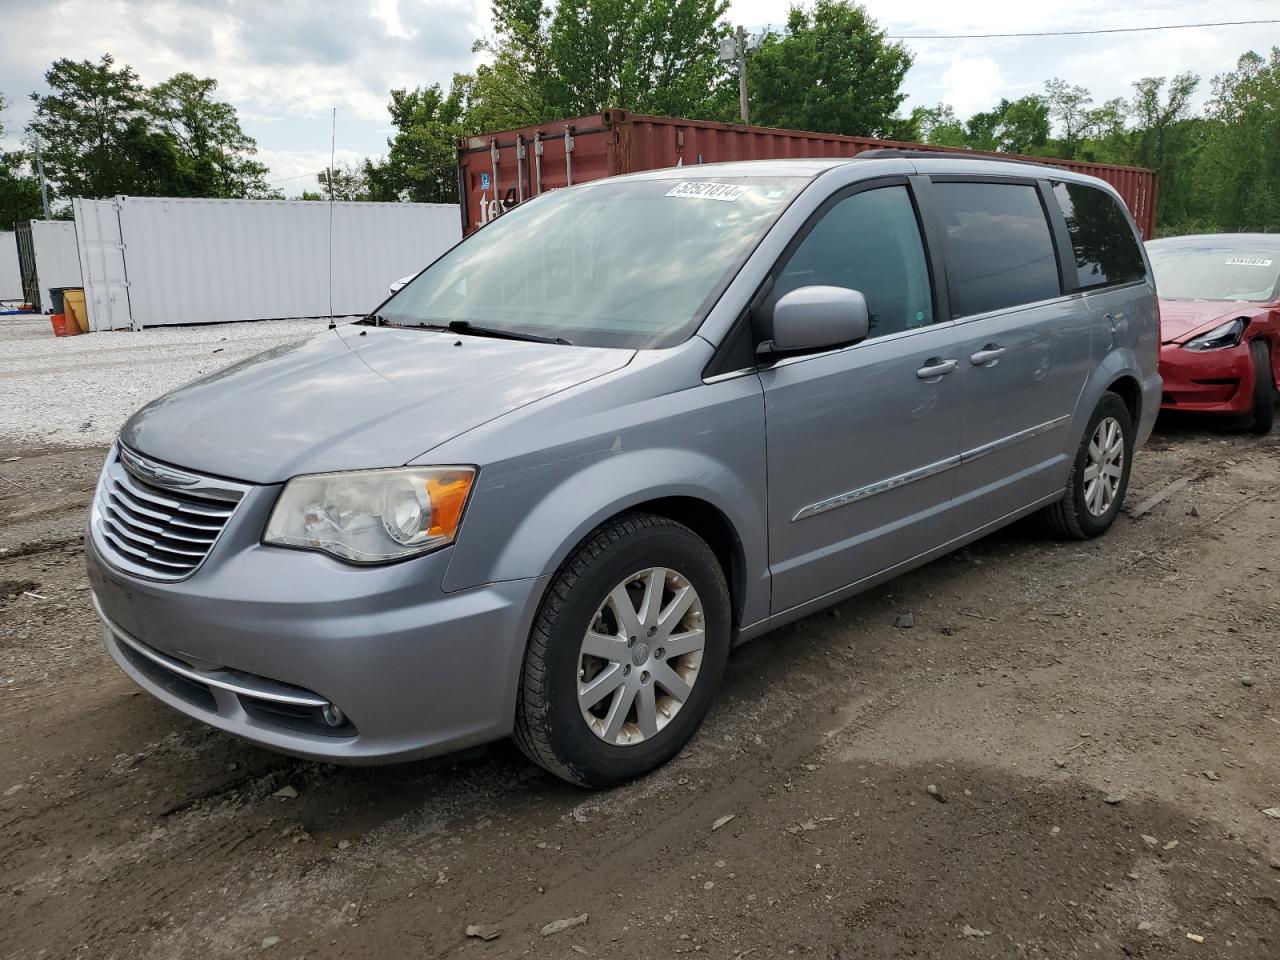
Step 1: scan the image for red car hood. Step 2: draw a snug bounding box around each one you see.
[1159,299,1266,344]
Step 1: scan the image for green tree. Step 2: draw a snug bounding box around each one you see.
[1201,49,1280,231]
[306,162,371,201]
[1122,73,1200,226]
[964,96,1050,153]
[147,73,273,198]
[1044,78,1093,159]
[545,0,728,116]
[0,94,45,227]
[963,106,1001,151]
[912,103,966,146]
[746,0,912,136]
[996,96,1051,154]
[1079,97,1130,162]
[28,55,177,199]
[366,80,469,204]
[466,0,729,123]
[466,0,561,130]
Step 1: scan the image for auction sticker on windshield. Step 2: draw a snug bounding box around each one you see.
[1225,257,1273,266]
[666,182,750,202]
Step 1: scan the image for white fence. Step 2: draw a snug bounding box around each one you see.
[73,196,462,330]
[0,231,20,301]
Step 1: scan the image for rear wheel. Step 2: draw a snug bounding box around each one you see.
[1044,392,1134,539]
[1245,339,1274,435]
[513,513,731,788]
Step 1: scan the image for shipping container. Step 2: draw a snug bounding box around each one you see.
[458,110,1158,240]
[15,220,82,312]
[73,196,462,330]
[0,231,21,302]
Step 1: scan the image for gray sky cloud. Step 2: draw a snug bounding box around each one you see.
[1,0,1277,195]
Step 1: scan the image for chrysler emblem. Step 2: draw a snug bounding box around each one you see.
[118,445,200,490]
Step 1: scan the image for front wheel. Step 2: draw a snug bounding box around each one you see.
[1044,392,1134,539]
[1245,339,1274,435]
[513,513,731,788]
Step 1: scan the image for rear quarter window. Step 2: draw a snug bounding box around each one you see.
[934,181,1062,317]
[1051,181,1146,290]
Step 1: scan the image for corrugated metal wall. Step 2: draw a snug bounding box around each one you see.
[459,111,1159,240]
[0,231,21,301]
[76,197,462,329]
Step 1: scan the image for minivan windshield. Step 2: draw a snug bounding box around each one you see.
[380,175,807,348]
[1146,240,1280,303]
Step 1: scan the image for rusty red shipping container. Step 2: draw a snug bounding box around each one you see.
[457,109,1158,239]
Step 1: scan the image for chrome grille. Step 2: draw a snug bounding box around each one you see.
[91,445,248,581]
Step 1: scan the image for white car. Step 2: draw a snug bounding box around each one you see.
[389,274,415,295]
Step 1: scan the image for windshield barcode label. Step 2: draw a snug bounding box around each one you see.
[1225,257,1273,266]
[666,182,749,202]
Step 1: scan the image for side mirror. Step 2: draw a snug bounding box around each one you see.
[763,286,870,354]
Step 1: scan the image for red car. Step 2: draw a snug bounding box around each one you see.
[1147,234,1280,433]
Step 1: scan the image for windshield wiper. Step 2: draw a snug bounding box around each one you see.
[447,320,572,345]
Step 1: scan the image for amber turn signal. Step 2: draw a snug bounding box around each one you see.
[427,471,474,538]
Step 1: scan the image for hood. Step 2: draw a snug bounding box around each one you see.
[121,325,634,484]
[1159,299,1260,344]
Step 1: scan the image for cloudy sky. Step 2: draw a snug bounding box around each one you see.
[1,0,1277,196]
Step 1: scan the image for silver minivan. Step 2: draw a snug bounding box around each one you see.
[87,155,1160,786]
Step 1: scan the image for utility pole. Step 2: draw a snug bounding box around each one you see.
[32,133,51,220]
[736,24,750,125]
[327,107,336,319]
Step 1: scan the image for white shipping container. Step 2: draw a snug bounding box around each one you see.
[0,231,21,301]
[28,221,82,310]
[76,196,461,330]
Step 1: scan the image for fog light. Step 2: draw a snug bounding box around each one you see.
[322,704,345,727]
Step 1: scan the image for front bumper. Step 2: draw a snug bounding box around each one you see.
[1159,341,1254,415]
[87,496,550,764]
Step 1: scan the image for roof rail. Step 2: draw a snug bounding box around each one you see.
[856,148,1041,167]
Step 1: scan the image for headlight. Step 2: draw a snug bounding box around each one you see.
[1183,317,1246,351]
[264,466,475,563]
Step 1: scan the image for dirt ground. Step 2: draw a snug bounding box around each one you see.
[1,418,1278,960]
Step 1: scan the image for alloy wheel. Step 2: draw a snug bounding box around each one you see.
[577,567,706,746]
[1083,416,1124,517]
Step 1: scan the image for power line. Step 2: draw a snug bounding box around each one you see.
[887,18,1280,40]
[267,171,318,185]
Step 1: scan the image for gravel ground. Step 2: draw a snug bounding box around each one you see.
[0,317,344,447]
[1,419,1278,958]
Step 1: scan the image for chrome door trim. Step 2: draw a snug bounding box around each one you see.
[792,453,961,521]
[791,414,1071,522]
[957,414,1070,465]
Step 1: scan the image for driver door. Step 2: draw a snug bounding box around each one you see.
[758,179,969,614]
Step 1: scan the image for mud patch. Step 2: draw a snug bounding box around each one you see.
[0,578,41,603]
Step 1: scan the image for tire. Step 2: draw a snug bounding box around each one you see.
[1044,392,1134,540]
[513,513,731,788]
[1246,340,1274,435]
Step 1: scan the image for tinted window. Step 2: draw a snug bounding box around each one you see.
[772,185,933,339]
[935,182,1061,317]
[1052,181,1146,289]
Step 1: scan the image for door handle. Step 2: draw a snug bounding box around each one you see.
[970,344,1006,366]
[916,358,958,380]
